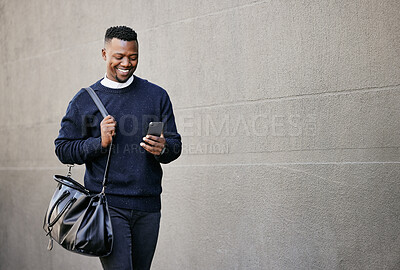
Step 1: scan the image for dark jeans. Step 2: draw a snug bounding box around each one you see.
[100,206,161,270]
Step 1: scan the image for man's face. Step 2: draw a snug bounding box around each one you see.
[102,38,138,83]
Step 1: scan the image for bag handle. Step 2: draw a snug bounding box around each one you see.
[46,190,75,226]
[85,87,113,192]
[53,175,90,195]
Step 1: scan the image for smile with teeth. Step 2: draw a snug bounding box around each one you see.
[117,68,130,75]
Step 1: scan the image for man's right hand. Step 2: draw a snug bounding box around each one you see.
[100,115,117,148]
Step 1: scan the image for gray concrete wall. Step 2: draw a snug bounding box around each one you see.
[0,0,399,269]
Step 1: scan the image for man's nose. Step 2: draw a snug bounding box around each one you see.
[121,57,130,66]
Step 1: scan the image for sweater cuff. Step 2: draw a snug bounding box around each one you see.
[83,137,108,160]
[154,138,181,164]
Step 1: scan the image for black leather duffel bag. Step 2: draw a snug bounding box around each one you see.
[43,174,113,256]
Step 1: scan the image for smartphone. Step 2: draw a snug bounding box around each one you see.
[147,122,164,137]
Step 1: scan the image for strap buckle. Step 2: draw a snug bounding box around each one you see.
[66,164,74,178]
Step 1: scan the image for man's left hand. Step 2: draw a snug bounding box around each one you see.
[140,134,166,155]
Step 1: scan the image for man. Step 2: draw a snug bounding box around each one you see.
[55,26,182,269]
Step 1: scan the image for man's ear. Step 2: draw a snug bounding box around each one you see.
[101,48,107,61]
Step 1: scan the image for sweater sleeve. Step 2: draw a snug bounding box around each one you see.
[155,92,182,164]
[54,99,106,165]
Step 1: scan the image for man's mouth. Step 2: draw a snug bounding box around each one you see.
[117,68,130,75]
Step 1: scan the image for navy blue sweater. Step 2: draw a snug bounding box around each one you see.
[55,76,182,212]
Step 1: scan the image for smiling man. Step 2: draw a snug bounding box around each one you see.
[54,26,182,269]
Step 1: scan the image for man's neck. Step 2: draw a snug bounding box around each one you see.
[101,74,134,89]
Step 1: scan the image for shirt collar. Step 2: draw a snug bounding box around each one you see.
[101,74,134,89]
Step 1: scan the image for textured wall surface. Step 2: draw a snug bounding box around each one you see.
[0,1,399,269]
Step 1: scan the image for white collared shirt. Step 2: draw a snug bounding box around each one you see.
[101,74,134,89]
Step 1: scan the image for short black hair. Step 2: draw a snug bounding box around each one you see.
[104,26,137,43]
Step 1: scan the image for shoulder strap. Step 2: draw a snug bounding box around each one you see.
[84,86,113,192]
[85,87,109,118]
